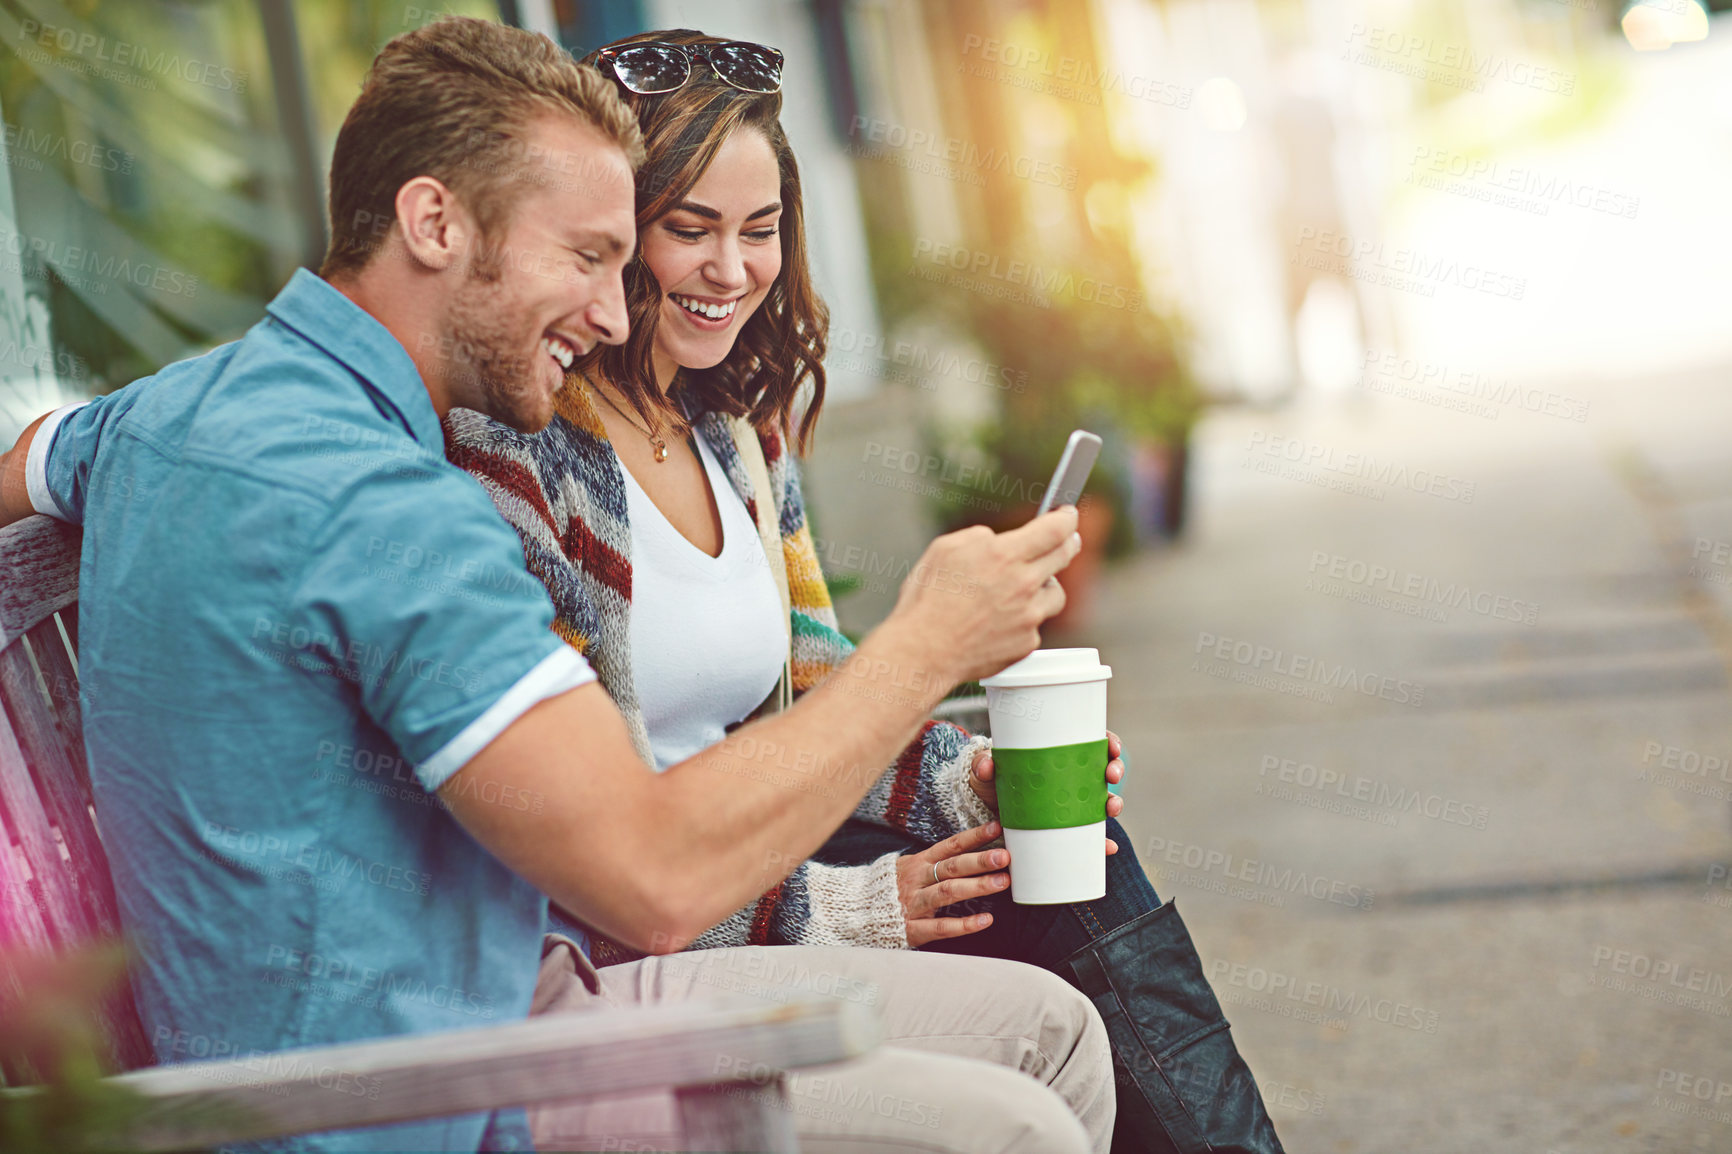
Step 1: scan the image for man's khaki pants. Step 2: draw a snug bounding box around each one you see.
[528,936,1115,1153]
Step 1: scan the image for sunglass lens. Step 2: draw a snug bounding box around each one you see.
[612,45,689,93]
[709,43,782,92]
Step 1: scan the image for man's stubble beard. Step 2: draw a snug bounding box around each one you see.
[443,247,561,434]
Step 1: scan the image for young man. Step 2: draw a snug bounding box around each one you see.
[0,18,1113,1154]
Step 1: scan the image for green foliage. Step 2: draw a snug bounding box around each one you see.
[0,945,153,1154]
[916,287,1200,548]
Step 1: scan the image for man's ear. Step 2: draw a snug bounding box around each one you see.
[394,176,473,272]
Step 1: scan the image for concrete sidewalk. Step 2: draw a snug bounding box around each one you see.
[1061,360,1732,1152]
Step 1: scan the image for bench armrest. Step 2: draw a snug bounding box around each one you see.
[4,998,878,1152]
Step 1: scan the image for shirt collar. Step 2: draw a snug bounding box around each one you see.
[265,268,442,448]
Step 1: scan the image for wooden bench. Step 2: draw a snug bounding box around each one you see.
[0,514,876,1151]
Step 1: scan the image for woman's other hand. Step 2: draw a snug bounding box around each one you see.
[896,821,1009,948]
[968,730,1125,854]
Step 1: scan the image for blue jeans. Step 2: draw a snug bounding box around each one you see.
[811,815,1162,969]
[816,817,1285,1153]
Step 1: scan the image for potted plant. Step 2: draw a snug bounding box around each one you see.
[919,291,1199,630]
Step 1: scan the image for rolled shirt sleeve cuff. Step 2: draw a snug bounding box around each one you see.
[25,402,88,520]
[419,646,596,792]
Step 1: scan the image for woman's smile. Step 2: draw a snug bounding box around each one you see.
[668,292,741,328]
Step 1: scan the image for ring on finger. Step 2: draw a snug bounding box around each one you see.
[933,861,942,886]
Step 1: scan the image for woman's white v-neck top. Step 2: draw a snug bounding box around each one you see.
[621,433,787,772]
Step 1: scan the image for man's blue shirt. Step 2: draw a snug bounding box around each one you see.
[29,269,594,1153]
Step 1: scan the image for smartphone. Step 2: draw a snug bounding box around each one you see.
[1035,430,1102,517]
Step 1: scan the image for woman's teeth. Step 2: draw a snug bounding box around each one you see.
[672,294,737,321]
[541,335,575,370]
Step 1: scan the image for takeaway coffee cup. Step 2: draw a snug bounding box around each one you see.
[979,648,1112,904]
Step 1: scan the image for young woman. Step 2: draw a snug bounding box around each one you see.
[446,29,1281,1154]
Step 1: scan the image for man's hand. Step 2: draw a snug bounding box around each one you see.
[969,731,1126,853]
[882,507,1081,689]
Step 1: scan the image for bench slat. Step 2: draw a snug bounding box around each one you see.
[0,704,84,956]
[0,643,109,945]
[24,615,87,782]
[8,997,877,1152]
[0,518,79,649]
[0,603,153,1073]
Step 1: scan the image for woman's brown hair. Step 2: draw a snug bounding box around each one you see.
[576,30,828,454]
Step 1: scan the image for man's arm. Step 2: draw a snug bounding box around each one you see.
[0,414,51,526]
[439,509,1080,955]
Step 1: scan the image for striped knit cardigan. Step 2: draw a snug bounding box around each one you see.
[444,383,994,959]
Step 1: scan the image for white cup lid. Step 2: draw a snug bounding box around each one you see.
[979,647,1112,689]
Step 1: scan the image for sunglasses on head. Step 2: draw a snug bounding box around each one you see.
[596,40,784,95]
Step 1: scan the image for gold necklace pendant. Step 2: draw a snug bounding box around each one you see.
[590,379,672,463]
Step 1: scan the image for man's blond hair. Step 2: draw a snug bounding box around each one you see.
[320,17,643,279]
